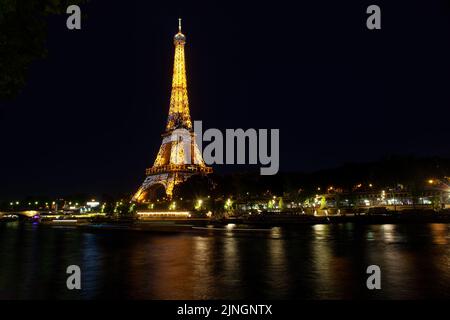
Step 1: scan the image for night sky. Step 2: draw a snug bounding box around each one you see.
[1,0,449,198]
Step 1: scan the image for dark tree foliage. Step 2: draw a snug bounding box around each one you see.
[172,156,450,201]
[304,155,450,189]
[173,174,219,199]
[0,0,86,100]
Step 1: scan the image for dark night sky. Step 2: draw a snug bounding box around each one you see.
[0,0,449,199]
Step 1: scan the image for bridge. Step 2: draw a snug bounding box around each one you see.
[0,211,43,218]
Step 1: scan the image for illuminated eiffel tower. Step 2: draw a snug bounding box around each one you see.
[133,19,212,202]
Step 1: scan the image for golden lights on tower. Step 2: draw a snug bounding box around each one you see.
[132,19,212,202]
[166,17,192,131]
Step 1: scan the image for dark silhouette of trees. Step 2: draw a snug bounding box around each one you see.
[0,0,86,100]
[171,156,450,202]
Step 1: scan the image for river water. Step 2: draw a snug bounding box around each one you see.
[0,222,448,299]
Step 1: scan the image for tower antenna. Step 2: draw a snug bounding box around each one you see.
[178,18,182,32]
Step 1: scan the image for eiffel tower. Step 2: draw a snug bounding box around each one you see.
[133,19,212,202]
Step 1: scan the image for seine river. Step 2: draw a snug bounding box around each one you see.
[0,222,449,299]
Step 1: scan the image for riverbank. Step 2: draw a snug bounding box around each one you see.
[3,211,450,234]
[242,211,450,226]
[13,211,445,235]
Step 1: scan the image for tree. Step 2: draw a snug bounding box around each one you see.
[172,174,218,200]
[0,0,87,100]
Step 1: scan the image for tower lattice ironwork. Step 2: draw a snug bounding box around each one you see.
[133,19,212,202]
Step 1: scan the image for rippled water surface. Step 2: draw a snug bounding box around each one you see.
[0,222,449,299]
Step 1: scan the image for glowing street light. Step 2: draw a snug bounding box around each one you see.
[195,199,203,210]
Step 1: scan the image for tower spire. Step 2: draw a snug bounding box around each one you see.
[168,18,190,131]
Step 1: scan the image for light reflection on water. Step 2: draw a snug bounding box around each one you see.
[0,222,448,299]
